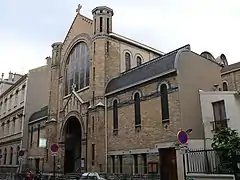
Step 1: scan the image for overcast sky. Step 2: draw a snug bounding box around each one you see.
[0,0,239,76]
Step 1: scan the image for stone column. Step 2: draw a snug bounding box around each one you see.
[114,155,118,173]
[138,154,143,175]
[132,155,135,175]
[59,143,65,174]
[81,138,86,172]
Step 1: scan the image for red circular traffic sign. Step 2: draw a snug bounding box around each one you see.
[18,150,25,157]
[50,143,59,153]
[177,130,188,144]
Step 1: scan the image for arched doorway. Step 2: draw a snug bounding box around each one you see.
[64,116,82,174]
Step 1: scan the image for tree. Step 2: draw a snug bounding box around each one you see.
[212,127,240,174]
[212,127,240,151]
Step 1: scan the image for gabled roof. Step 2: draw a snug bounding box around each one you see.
[61,13,92,48]
[29,106,48,122]
[105,45,191,95]
[221,61,240,74]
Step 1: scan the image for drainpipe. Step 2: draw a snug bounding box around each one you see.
[20,76,28,173]
[86,102,90,172]
[104,97,108,173]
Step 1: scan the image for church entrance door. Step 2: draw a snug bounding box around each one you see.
[63,116,82,174]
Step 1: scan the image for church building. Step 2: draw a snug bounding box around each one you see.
[29,4,227,179]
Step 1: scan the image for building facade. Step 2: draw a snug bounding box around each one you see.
[36,5,228,180]
[0,73,27,173]
[221,61,240,91]
[21,59,51,172]
[199,90,240,149]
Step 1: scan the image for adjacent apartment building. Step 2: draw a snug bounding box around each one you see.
[22,57,51,173]
[0,73,27,173]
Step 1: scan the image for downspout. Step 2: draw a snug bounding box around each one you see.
[21,76,28,149]
[104,97,108,173]
[86,102,90,172]
[199,91,206,150]
[20,76,28,173]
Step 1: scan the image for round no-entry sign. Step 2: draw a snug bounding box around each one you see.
[50,143,59,153]
[18,150,25,157]
[177,130,188,145]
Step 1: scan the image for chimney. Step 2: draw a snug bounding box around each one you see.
[8,72,13,81]
[46,56,51,66]
[213,84,219,91]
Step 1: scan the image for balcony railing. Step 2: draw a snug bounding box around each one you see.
[210,119,229,131]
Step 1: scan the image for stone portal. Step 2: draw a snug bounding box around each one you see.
[63,116,82,174]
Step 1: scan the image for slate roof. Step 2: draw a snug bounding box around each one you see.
[221,62,240,73]
[29,106,48,122]
[105,45,191,94]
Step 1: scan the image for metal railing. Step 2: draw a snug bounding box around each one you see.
[184,149,237,175]
[210,119,229,131]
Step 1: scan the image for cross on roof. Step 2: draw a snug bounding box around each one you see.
[76,4,82,14]
[71,83,76,91]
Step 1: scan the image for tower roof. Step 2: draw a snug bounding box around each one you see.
[92,6,114,16]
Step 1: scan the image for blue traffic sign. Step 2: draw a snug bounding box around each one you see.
[177,130,188,144]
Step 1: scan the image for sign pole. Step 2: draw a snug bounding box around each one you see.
[53,155,56,180]
[50,143,59,180]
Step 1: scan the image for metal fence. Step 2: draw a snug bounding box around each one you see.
[0,173,161,180]
[56,173,161,180]
[184,149,240,178]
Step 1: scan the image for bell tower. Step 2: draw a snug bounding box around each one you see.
[92,6,114,34]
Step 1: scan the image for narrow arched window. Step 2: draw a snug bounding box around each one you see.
[100,17,103,32]
[113,100,118,134]
[6,120,10,134]
[136,56,142,66]
[3,148,7,165]
[160,84,169,121]
[0,149,2,165]
[37,124,40,147]
[134,93,141,126]
[65,42,90,95]
[30,126,33,147]
[16,146,20,165]
[125,52,131,71]
[107,18,110,33]
[9,147,13,165]
[223,82,228,91]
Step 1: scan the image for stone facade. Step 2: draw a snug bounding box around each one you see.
[221,61,240,91]
[42,5,165,175]
[0,74,27,173]
[221,70,240,91]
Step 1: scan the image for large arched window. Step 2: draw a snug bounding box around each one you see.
[160,84,169,121]
[223,82,228,91]
[125,52,131,71]
[134,92,141,126]
[65,42,90,95]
